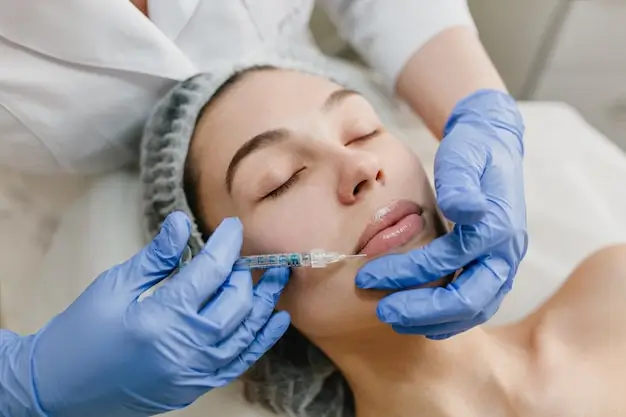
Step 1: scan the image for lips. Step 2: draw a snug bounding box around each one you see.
[355,200,425,257]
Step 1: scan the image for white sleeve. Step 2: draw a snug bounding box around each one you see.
[318,0,477,88]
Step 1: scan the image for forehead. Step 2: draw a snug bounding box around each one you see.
[191,69,342,176]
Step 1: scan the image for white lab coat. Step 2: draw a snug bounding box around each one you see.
[0,0,474,174]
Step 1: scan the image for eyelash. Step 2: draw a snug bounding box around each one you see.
[261,129,381,201]
[347,129,381,145]
[263,167,305,200]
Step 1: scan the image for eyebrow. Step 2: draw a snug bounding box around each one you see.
[322,88,360,112]
[224,88,362,193]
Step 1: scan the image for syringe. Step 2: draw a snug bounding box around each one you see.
[138,247,363,302]
[177,246,366,270]
[232,249,366,270]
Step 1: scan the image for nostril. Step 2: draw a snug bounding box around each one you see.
[353,180,367,195]
[375,170,383,182]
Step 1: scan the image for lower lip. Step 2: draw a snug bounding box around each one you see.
[359,213,424,257]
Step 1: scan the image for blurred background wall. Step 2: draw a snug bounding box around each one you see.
[310,0,626,150]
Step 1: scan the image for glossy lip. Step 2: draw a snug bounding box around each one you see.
[354,199,424,254]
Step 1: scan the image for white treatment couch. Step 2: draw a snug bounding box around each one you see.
[2,101,626,417]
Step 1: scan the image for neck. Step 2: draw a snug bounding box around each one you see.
[313,325,532,417]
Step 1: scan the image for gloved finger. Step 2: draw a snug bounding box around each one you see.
[391,280,510,337]
[125,211,191,294]
[434,132,489,225]
[357,222,499,290]
[427,333,456,340]
[210,311,291,387]
[392,319,479,337]
[202,268,289,366]
[159,217,243,308]
[197,270,254,344]
[375,257,510,327]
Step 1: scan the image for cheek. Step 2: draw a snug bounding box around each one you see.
[239,187,345,255]
[239,195,385,338]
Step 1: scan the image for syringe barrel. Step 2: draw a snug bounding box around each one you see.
[179,247,337,271]
[309,249,333,268]
[233,251,314,270]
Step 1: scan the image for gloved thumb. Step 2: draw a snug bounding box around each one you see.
[437,187,488,225]
[434,137,489,225]
[124,211,191,294]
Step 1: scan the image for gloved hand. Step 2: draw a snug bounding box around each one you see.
[356,89,528,339]
[0,212,290,417]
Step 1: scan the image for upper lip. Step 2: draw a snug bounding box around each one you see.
[354,199,423,254]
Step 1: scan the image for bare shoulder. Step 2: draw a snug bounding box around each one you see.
[529,243,626,349]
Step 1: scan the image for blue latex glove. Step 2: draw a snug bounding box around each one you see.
[0,212,290,417]
[356,89,528,339]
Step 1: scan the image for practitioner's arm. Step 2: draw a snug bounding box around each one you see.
[395,26,506,139]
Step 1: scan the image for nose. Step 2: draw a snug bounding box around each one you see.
[337,149,384,204]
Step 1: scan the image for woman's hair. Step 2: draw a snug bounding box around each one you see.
[182,67,355,417]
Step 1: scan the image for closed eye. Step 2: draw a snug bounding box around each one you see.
[347,129,382,146]
[262,167,306,200]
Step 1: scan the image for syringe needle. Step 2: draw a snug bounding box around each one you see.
[343,254,367,259]
[330,254,367,264]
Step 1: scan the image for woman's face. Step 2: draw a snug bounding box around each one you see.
[189,69,446,339]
